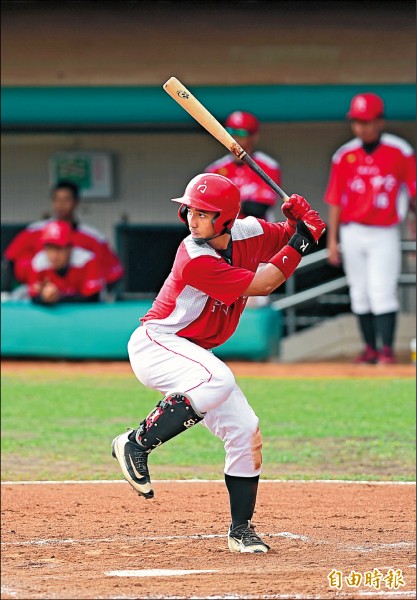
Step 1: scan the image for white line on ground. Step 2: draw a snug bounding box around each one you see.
[2,532,414,555]
[0,532,310,547]
[1,479,415,485]
[106,569,218,577]
[99,592,417,599]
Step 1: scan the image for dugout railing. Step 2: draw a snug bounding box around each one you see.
[271,240,417,336]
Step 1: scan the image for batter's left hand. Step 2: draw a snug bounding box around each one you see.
[281,194,311,221]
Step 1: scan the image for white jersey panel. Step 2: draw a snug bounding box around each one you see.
[145,285,209,335]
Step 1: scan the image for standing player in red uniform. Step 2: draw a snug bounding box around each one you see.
[28,220,105,304]
[112,173,326,553]
[4,181,124,294]
[205,111,281,221]
[324,93,416,364]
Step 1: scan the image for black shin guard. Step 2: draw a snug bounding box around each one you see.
[134,393,204,451]
[225,473,260,529]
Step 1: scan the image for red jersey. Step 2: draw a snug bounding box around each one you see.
[324,133,416,226]
[28,246,105,299]
[141,217,295,349]
[205,151,281,208]
[5,219,124,285]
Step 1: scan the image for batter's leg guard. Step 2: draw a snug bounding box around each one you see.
[135,393,204,450]
[111,393,203,500]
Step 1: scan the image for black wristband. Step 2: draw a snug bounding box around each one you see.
[296,219,316,244]
[287,232,312,256]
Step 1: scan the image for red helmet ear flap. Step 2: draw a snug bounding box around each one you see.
[178,204,188,224]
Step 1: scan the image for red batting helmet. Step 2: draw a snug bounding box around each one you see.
[225,111,260,136]
[347,93,385,121]
[172,173,241,236]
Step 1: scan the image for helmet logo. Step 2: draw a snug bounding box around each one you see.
[197,182,207,194]
[354,96,367,112]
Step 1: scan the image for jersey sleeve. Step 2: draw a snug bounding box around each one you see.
[257,219,295,262]
[101,242,125,284]
[182,256,255,306]
[403,152,416,199]
[79,258,106,296]
[4,228,38,261]
[324,157,344,206]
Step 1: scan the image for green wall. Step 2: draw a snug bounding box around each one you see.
[1,84,415,127]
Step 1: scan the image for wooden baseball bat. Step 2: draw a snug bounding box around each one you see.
[163,77,289,201]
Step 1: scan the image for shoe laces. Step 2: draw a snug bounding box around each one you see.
[231,521,263,545]
[132,446,150,478]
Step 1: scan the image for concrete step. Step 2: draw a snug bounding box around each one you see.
[279,312,416,363]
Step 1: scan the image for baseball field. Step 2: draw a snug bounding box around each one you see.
[1,359,416,599]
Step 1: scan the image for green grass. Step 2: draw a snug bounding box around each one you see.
[1,372,415,481]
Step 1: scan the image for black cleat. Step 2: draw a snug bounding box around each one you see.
[228,520,270,553]
[111,429,154,499]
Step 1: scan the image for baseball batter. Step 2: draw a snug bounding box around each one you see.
[205,111,281,221]
[112,173,326,553]
[324,93,416,364]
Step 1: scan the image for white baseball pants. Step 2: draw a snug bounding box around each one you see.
[128,325,262,478]
[340,223,401,315]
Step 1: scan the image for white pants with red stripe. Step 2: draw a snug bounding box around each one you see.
[128,324,262,478]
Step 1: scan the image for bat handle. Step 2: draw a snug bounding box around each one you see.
[241,154,289,201]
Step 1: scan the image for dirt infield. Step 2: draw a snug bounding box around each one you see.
[2,358,416,378]
[1,481,415,600]
[2,360,415,599]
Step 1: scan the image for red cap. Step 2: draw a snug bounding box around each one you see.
[347,93,385,121]
[225,111,259,135]
[41,221,73,247]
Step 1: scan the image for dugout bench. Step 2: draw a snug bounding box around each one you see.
[1,300,282,361]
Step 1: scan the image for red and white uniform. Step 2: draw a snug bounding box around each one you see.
[28,246,105,299]
[205,152,281,218]
[5,219,124,286]
[324,133,416,226]
[128,216,294,478]
[324,133,416,315]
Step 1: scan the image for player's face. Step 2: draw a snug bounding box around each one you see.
[350,118,384,144]
[228,131,258,155]
[52,190,78,221]
[45,245,71,270]
[187,208,217,240]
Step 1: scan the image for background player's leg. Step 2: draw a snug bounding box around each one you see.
[340,224,377,362]
[366,226,401,363]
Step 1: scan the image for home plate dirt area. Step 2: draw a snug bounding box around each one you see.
[1,480,415,599]
[1,360,415,599]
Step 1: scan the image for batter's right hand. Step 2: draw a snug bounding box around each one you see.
[299,210,327,244]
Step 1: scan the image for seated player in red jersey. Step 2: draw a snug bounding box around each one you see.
[4,180,124,293]
[28,220,105,305]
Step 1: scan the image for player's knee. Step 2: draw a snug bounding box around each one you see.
[212,364,236,398]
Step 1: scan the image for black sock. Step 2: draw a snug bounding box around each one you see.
[225,473,259,530]
[357,313,376,349]
[374,312,397,349]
